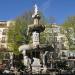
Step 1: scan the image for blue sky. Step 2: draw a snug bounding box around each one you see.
[0,0,75,24]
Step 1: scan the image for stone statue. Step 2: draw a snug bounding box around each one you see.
[34,4,38,15]
[32,4,38,18]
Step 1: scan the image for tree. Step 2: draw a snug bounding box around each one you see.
[62,16,75,50]
[40,23,55,46]
[8,10,33,54]
[63,16,75,28]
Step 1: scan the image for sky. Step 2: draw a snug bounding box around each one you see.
[0,0,75,24]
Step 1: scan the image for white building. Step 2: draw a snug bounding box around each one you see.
[44,23,69,50]
[0,20,14,49]
[0,21,8,48]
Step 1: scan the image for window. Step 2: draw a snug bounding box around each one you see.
[1,37,6,43]
[2,29,7,35]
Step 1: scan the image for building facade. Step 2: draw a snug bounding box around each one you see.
[0,20,15,49]
[0,21,8,48]
[44,23,69,50]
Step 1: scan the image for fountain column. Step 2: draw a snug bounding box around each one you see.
[32,5,40,47]
[28,4,45,47]
[10,52,14,69]
[28,4,45,73]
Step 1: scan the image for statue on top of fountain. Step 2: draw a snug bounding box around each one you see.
[32,4,38,18]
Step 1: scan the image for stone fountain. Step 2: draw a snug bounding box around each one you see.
[19,4,55,74]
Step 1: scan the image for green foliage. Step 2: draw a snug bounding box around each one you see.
[40,24,55,45]
[0,53,4,60]
[62,16,75,30]
[62,16,75,50]
[8,10,33,54]
[40,32,46,44]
